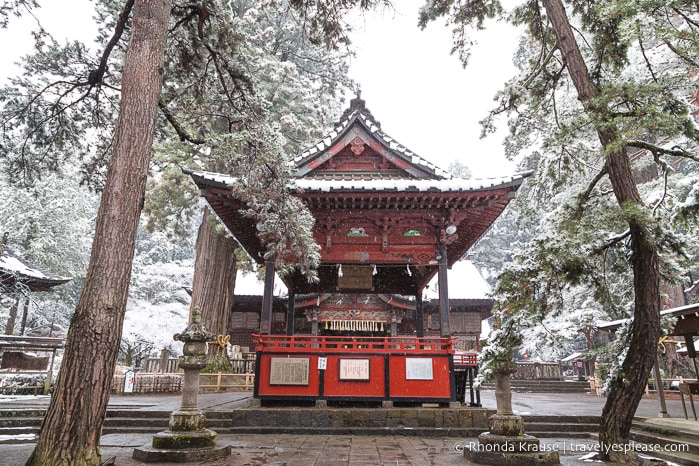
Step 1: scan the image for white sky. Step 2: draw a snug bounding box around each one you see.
[0,1,521,178]
[348,0,521,178]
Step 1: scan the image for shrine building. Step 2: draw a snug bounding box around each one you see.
[186,96,527,405]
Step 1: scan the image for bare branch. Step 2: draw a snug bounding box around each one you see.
[87,0,134,89]
[158,100,206,144]
[627,139,699,162]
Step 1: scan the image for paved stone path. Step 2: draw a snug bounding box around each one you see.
[0,390,693,465]
[0,433,599,465]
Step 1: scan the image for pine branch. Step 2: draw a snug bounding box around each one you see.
[158,100,206,144]
[572,163,609,219]
[626,139,699,162]
[593,229,631,254]
[637,33,658,83]
[87,0,134,89]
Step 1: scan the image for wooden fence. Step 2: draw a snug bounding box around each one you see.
[512,362,562,380]
[199,372,255,392]
[141,353,255,374]
[111,374,183,395]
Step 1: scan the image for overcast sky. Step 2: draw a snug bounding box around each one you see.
[348,0,521,178]
[0,1,521,178]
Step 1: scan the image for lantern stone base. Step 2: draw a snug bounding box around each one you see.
[464,414,560,465]
[489,413,525,437]
[464,432,559,465]
[133,429,230,463]
[133,409,230,463]
[168,408,207,432]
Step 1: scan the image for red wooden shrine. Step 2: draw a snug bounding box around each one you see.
[186,95,527,405]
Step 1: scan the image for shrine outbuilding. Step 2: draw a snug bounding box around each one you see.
[186,96,527,405]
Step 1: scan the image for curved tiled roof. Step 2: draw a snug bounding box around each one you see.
[292,95,451,180]
[185,169,529,195]
[0,247,70,292]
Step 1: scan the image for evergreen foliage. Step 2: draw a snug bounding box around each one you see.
[0,0,352,351]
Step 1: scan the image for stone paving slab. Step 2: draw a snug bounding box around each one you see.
[0,391,696,465]
[0,433,619,466]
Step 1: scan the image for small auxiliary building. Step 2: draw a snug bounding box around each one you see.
[187,96,526,405]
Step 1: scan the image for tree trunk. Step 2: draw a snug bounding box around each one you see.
[189,206,237,337]
[26,1,171,464]
[4,295,19,335]
[540,0,661,462]
[19,296,29,335]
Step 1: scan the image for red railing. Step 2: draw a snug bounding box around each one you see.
[253,334,455,354]
[453,352,478,367]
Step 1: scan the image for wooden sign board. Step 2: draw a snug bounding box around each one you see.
[269,357,310,385]
[337,265,373,290]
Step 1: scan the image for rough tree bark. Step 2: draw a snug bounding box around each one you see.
[540,0,661,462]
[26,0,172,464]
[189,206,237,336]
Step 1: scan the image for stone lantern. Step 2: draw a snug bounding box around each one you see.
[465,352,559,465]
[133,307,231,462]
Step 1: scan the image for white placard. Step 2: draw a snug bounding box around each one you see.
[405,358,433,380]
[318,357,327,370]
[123,370,135,393]
[339,358,370,380]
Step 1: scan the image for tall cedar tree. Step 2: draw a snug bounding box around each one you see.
[540,0,660,460]
[26,0,171,464]
[409,0,698,462]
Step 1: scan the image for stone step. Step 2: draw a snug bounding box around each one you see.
[0,416,43,427]
[0,409,46,418]
[522,415,600,424]
[586,424,699,466]
[631,421,699,455]
[523,422,598,434]
[223,425,486,437]
[0,408,602,444]
[478,382,590,393]
[0,426,39,444]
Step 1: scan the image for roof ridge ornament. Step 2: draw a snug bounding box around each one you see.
[339,90,381,128]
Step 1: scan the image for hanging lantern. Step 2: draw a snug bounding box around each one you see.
[380,322,384,332]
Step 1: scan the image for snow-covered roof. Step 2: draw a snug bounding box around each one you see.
[423,260,491,300]
[292,176,526,193]
[561,351,585,362]
[186,169,527,195]
[0,247,69,292]
[291,108,451,180]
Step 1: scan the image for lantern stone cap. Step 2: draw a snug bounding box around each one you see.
[174,307,213,343]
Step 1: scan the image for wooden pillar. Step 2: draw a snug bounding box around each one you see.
[311,315,319,336]
[438,242,450,337]
[260,256,275,335]
[415,292,424,337]
[19,296,30,335]
[4,295,20,335]
[286,292,295,336]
